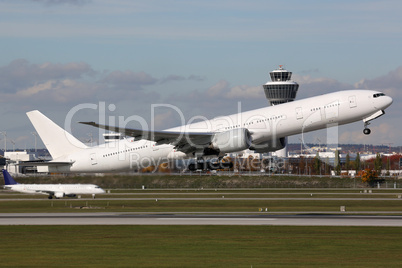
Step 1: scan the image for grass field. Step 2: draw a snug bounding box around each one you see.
[1,175,401,267]
[1,198,402,213]
[1,225,402,267]
[1,187,402,213]
[3,173,401,189]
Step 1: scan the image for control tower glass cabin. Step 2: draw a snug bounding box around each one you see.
[263,66,299,105]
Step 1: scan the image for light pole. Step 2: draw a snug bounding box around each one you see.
[298,137,303,175]
[0,131,6,153]
[316,138,321,151]
[298,137,303,156]
[31,132,38,153]
[87,133,93,146]
[10,140,15,152]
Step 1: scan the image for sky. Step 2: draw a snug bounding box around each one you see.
[0,0,402,151]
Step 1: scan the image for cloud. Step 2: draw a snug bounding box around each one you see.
[354,66,402,99]
[352,66,401,122]
[159,75,206,84]
[16,80,56,97]
[205,80,264,99]
[17,79,99,103]
[0,59,95,93]
[206,80,229,97]
[226,85,264,99]
[31,0,91,6]
[292,74,351,98]
[160,80,268,129]
[101,70,158,91]
[0,59,210,115]
[2,59,402,148]
[0,59,209,109]
[339,123,397,145]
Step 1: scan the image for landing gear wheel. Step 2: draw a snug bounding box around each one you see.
[363,128,371,135]
[363,121,371,135]
[48,196,53,199]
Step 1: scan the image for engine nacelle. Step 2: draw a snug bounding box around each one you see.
[210,128,252,154]
[54,192,65,199]
[250,137,286,153]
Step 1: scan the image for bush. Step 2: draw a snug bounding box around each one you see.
[361,169,384,187]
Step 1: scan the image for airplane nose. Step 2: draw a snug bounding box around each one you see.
[384,96,393,109]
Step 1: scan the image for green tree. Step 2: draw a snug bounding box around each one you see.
[355,152,361,173]
[374,153,382,175]
[345,153,350,174]
[334,149,341,175]
[386,157,390,176]
[325,157,330,175]
[314,152,321,175]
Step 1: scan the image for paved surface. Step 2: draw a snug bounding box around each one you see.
[1,213,402,226]
[1,197,402,201]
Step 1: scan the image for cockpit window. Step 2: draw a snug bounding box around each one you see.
[373,93,385,98]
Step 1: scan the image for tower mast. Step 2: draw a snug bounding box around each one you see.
[262,66,299,158]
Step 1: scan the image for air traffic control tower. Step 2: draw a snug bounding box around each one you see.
[263,65,299,105]
[263,66,299,157]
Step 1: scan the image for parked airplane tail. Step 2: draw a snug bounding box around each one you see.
[26,110,88,159]
[2,169,18,185]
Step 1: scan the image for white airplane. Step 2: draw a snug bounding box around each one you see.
[2,169,105,199]
[24,89,392,173]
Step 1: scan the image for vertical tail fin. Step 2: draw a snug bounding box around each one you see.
[26,110,88,159]
[2,169,18,185]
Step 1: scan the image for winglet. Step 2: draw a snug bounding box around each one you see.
[2,169,18,185]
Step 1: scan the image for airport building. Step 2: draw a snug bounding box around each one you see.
[2,151,38,175]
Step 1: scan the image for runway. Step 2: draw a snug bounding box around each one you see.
[2,197,402,201]
[1,213,402,226]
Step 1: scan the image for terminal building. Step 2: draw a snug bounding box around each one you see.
[1,151,38,175]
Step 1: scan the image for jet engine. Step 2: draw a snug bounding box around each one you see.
[54,192,65,199]
[250,137,286,153]
[206,128,252,155]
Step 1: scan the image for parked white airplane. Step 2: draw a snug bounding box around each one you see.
[2,169,105,199]
[24,89,392,173]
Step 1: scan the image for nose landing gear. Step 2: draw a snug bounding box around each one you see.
[363,122,371,135]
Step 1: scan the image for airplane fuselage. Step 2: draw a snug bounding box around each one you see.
[48,89,392,173]
[5,184,105,197]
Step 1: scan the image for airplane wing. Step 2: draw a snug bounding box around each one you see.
[34,190,55,195]
[79,121,215,153]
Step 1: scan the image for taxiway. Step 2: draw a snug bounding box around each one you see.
[1,213,402,226]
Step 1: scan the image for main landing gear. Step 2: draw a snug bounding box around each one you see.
[188,156,233,171]
[363,122,371,135]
